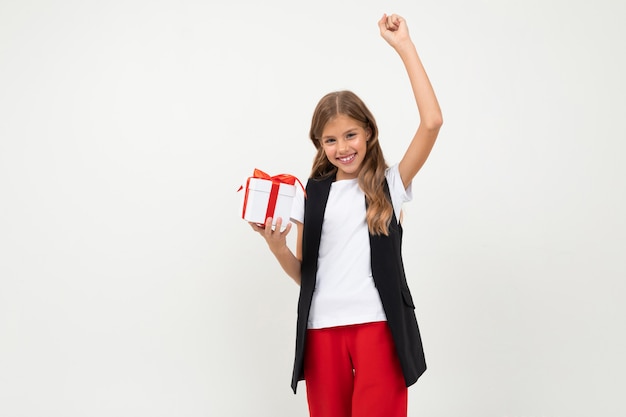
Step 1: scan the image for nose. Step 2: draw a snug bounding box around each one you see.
[338,138,349,153]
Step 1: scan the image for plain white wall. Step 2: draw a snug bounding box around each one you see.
[1,0,625,416]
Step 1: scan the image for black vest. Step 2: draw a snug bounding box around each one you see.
[291,175,426,393]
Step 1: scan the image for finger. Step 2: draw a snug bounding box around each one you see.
[275,217,283,233]
[393,15,404,30]
[275,217,293,236]
[263,217,274,236]
[249,222,263,232]
[378,13,388,32]
[387,15,400,31]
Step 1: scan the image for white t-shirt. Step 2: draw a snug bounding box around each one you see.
[290,164,412,329]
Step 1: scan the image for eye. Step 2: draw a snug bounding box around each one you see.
[346,132,357,139]
[323,138,336,145]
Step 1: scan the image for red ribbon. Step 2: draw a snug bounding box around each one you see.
[238,169,306,222]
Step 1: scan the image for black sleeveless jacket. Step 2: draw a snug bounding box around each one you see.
[291,175,427,393]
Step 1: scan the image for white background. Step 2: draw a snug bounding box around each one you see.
[1,0,625,416]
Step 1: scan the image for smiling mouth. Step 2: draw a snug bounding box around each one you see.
[337,154,356,163]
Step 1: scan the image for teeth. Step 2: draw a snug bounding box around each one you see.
[339,154,355,163]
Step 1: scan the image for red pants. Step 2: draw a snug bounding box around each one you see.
[304,321,408,417]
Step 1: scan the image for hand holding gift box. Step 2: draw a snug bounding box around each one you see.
[238,169,305,231]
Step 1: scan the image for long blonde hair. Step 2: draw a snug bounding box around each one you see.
[308,90,393,236]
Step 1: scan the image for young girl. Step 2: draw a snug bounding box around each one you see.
[250,13,442,417]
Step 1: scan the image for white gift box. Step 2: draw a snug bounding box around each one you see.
[241,177,296,230]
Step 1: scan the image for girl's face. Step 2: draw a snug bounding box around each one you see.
[320,114,370,181]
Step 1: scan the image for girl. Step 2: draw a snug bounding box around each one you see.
[250,13,442,417]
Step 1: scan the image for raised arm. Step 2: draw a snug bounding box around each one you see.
[378,13,443,189]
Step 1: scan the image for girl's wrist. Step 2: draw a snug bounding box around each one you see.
[271,244,290,257]
[393,39,416,55]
